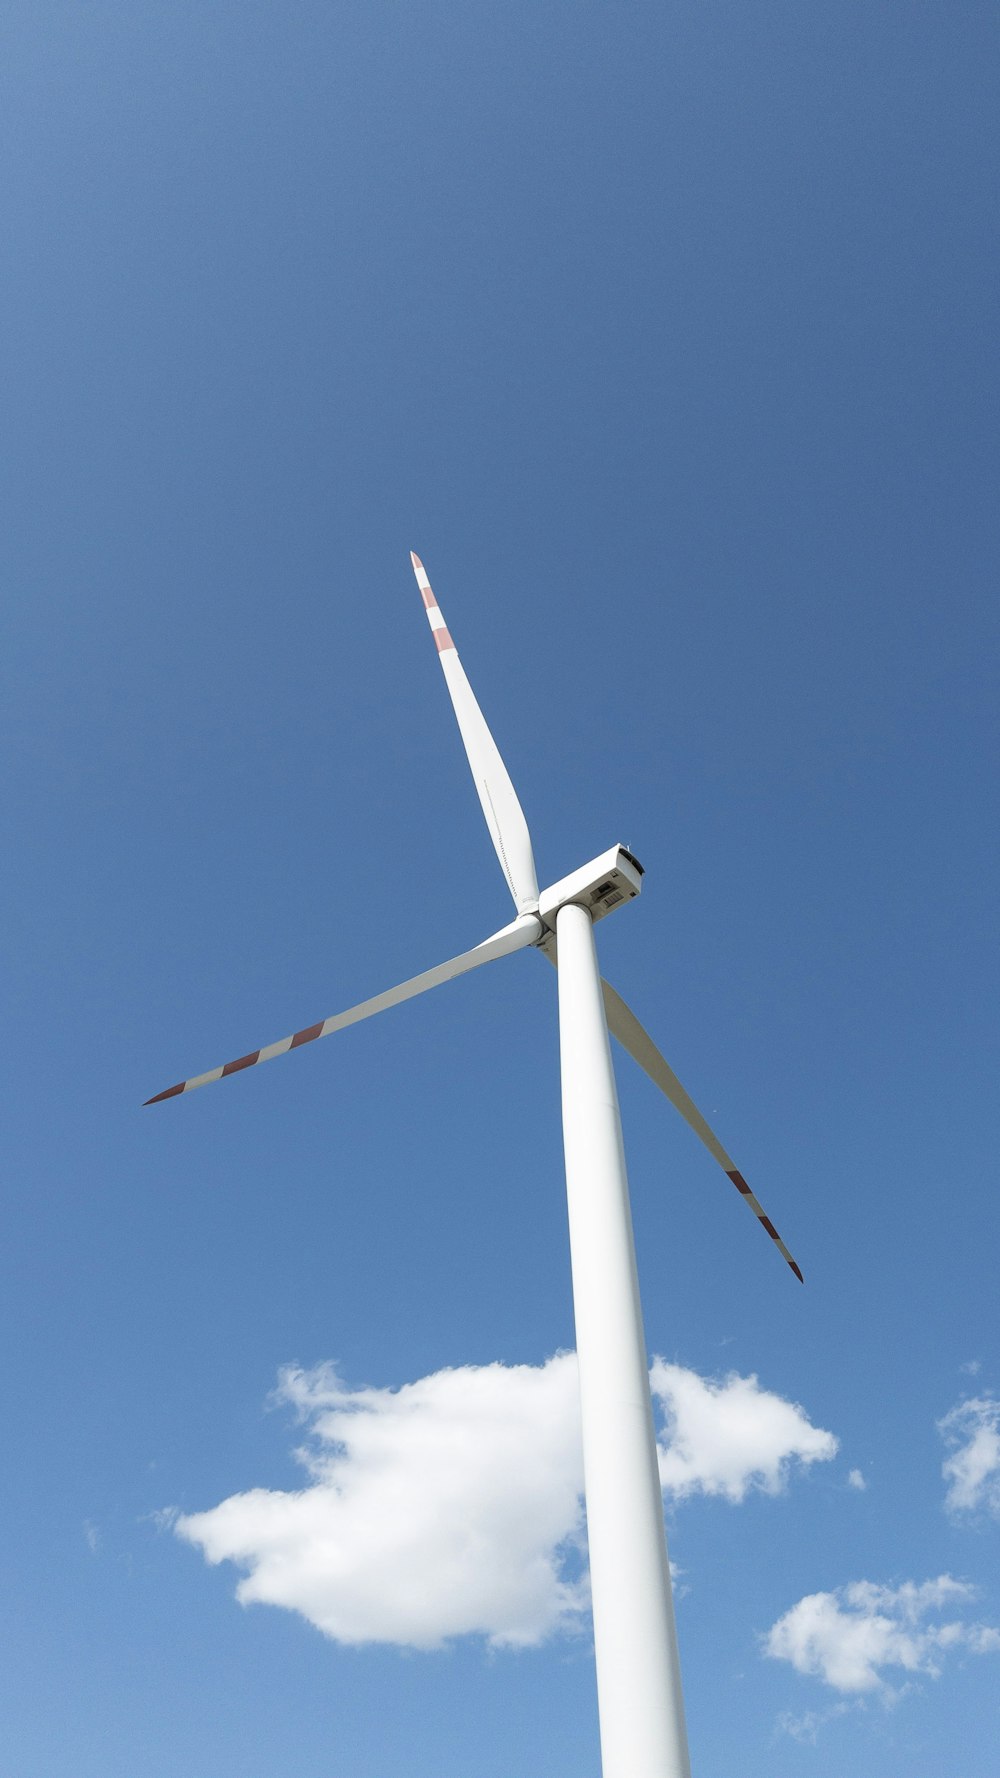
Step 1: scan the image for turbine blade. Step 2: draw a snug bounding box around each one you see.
[601,979,803,1282]
[145,913,541,1105]
[410,552,539,915]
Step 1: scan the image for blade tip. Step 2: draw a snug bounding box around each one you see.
[143,1082,184,1105]
[790,1260,804,1283]
[409,550,430,589]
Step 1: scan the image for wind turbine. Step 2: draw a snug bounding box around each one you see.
[147,553,801,1778]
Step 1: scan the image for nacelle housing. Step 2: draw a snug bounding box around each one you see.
[538,845,644,934]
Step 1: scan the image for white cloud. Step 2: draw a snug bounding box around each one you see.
[147,1506,180,1533]
[847,1468,867,1491]
[765,1576,1000,1696]
[177,1354,586,1650]
[775,1701,853,1743]
[175,1353,837,1650]
[938,1395,1000,1517]
[651,1361,837,1502]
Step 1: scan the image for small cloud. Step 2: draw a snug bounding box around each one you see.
[83,1521,100,1553]
[651,1361,837,1502]
[847,1468,867,1491]
[764,1575,1000,1698]
[938,1395,1000,1518]
[775,1700,854,1743]
[147,1506,180,1533]
[960,1360,982,1376]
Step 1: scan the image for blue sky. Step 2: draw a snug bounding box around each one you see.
[2,3,998,1773]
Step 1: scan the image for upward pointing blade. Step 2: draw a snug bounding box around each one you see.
[145,913,541,1104]
[411,552,539,914]
[601,979,803,1282]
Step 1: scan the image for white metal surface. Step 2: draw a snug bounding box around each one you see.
[556,901,691,1778]
[537,843,643,932]
[410,552,539,914]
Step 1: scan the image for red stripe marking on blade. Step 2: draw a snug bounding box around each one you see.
[727,1170,752,1195]
[290,1022,324,1048]
[790,1260,804,1283]
[222,1050,261,1077]
[433,627,455,653]
[759,1215,779,1240]
[144,1082,184,1105]
[420,585,436,610]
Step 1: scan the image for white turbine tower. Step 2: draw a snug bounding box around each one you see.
[147,553,802,1778]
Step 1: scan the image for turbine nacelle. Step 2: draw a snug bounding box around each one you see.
[537,844,644,935]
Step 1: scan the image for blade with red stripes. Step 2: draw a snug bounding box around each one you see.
[145,913,541,1105]
[410,552,539,916]
[601,979,803,1281]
